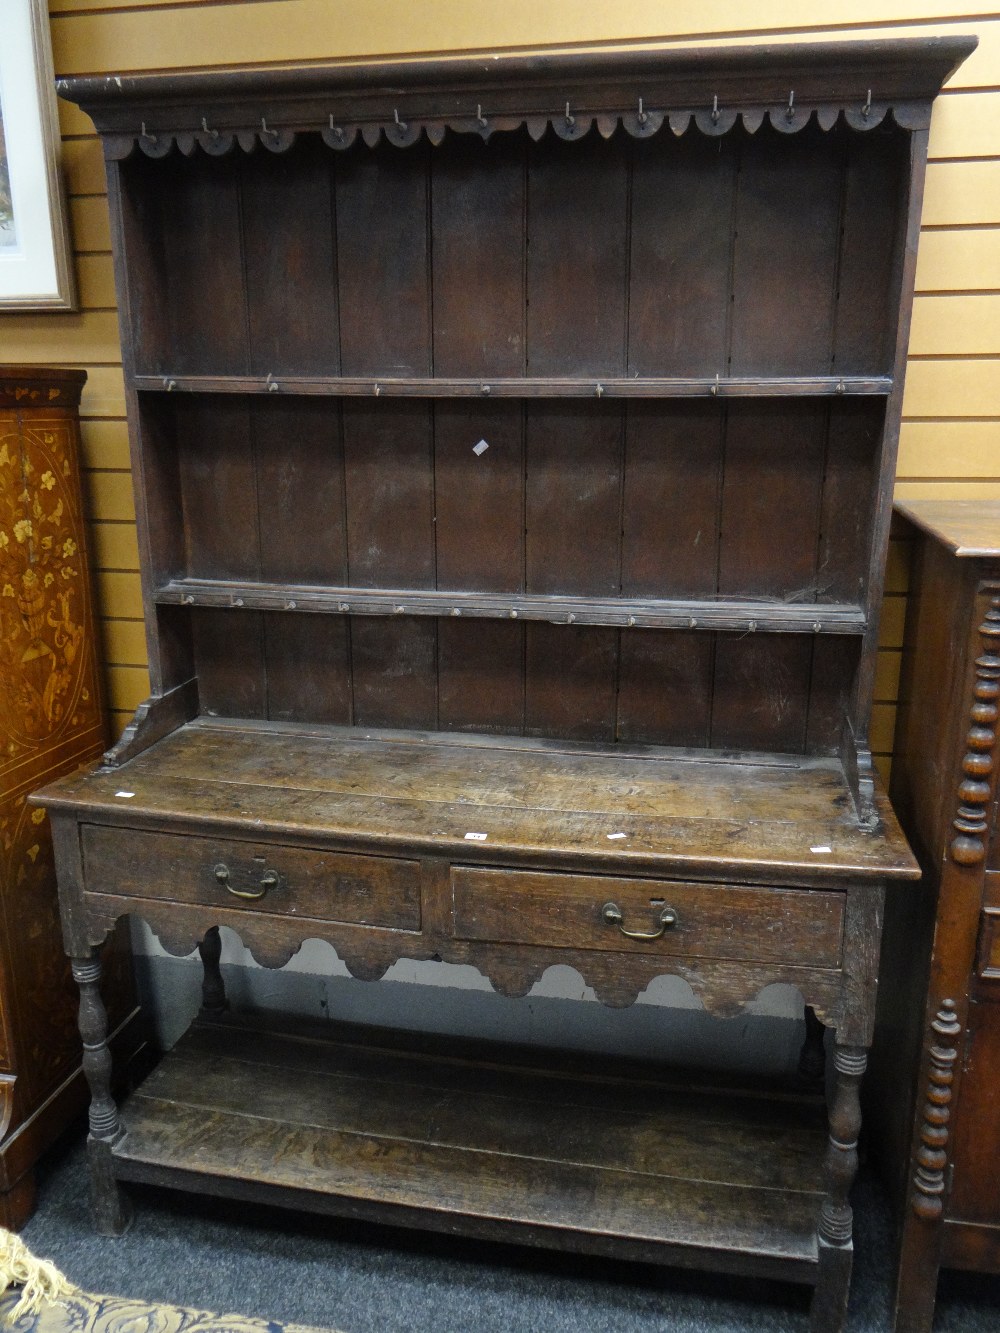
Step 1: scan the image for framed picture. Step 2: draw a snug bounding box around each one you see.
[0,0,76,310]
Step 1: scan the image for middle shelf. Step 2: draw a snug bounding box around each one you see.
[133,373,894,399]
[154,578,867,635]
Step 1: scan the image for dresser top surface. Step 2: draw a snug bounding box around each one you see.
[895,499,1000,559]
[37,718,917,885]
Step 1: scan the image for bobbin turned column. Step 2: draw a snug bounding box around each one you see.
[72,951,131,1235]
[810,1044,866,1333]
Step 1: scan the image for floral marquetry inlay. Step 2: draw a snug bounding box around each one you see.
[0,418,97,759]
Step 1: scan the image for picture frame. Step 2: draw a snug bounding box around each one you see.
[0,0,76,310]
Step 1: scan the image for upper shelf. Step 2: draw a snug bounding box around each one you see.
[134,374,893,400]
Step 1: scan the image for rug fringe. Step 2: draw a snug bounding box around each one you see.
[0,1228,76,1320]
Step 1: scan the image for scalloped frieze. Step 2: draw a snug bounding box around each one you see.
[85,897,847,1022]
[103,100,927,162]
[456,941,845,1018]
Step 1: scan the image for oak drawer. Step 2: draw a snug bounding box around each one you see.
[82,825,421,930]
[451,866,844,967]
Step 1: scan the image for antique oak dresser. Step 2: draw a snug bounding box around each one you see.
[0,367,139,1227]
[36,39,971,1330]
[867,499,1000,1331]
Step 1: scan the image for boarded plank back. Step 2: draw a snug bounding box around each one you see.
[431,134,525,378]
[433,402,524,594]
[335,142,431,376]
[526,132,627,376]
[628,132,735,377]
[242,142,340,377]
[253,398,347,585]
[161,154,249,376]
[729,126,841,375]
[343,401,434,587]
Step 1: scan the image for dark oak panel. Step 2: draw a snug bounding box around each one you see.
[628,132,735,378]
[431,134,525,378]
[253,399,347,586]
[525,403,622,597]
[343,401,435,588]
[437,619,525,735]
[835,129,908,376]
[621,402,724,598]
[433,401,524,593]
[718,401,827,599]
[349,618,438,730]
[263,614,352,726]
[335,143,431,377]
[242,142,340,377]
[161,155,249,377]
[176,397,259,581]
[526,133,628,376]
[730,126,841,376]
[524,624,619,742]
[712,635,815,753]
[617,630,715,749]
[191,610,266,719]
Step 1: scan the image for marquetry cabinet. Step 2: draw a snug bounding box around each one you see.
[0,367,139,1227]
[37,39,971,1331]
[867,500,1000,1332]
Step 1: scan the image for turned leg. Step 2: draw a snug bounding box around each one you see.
[198,925,228,1018]
[810,1043,866,1333]
[799,1004,827,1086]
[72,952,131,1235]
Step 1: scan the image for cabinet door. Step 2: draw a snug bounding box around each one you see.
[947,993,1000,1224]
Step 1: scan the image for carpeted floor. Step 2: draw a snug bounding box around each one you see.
[21,1125,1000,1333]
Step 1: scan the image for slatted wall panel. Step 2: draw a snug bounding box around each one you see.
[0,1,994,764]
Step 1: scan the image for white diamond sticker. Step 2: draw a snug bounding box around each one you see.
[607,832,627,840]
[472,439,489,456]
[810,845,832,854]
[464,831,488,841]
[115,791,135,799]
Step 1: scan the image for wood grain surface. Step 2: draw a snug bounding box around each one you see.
[42,716,917,884]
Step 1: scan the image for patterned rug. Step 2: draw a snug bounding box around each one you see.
[0,1230,336,1333]
[0,1288,335,1333]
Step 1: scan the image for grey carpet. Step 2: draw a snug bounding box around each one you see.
[22,1125,1000,1332]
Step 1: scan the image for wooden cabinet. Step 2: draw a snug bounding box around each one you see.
[35,39,970,1330]
[867,499,1000,1331]
[0,367,140,1227]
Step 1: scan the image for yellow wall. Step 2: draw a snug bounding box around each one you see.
[4,2,997,768]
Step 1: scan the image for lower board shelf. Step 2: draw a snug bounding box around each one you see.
[112,1020,827,1284]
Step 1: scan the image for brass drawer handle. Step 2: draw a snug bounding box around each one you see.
[602,900,677,941]
[213,863,279,900]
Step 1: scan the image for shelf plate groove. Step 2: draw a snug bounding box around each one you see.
[154,580,867,635]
